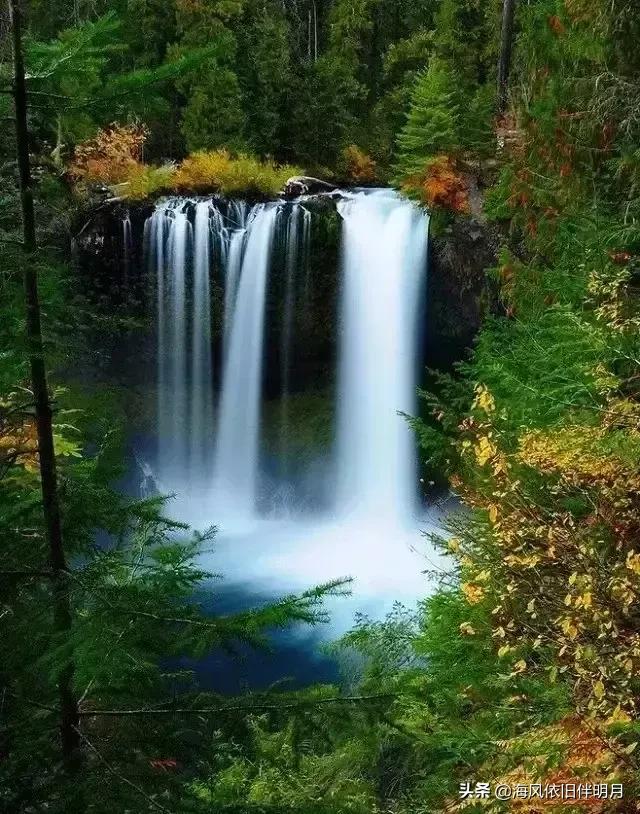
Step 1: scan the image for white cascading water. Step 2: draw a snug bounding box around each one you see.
[169,209,190,481]
[335,189,429,529]
[155,205,191,484]
[279,203,302,466]
[143,191,439,636]
[122,213,132,284]
[150,200,219,490]
[190,201,215,484]
[148,191,428,527]
[211,204,279,520]
[223,229,246,348]
[302,207,312,302]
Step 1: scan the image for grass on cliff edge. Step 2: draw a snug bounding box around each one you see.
[118,151,300,200]
[69,127,301,200]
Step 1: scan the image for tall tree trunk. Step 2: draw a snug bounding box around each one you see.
[497,0,517,115]
[8,0,81,772]
[312,0,317,62]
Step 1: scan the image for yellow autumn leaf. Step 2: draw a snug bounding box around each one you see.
[607,706,631,725]
[462,583,485,605]
[474,385,495,413]
[475,436,496,467]
[593,680,605,699]
[626,551,640,574]
[579,592,592,608]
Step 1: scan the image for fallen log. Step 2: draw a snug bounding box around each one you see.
[283,175,338,198]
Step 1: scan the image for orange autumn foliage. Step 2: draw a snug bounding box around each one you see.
[548,15,566,35]
[70,123,148,186]
[0,418,39,473]
[462,717,624,813]
[340,145,378,185]
[410,155,469,213]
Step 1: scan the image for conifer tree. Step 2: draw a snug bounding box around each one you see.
[393,58,460,179]
[8,0,81,775]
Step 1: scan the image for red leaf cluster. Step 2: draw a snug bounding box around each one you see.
[414,155,469,213]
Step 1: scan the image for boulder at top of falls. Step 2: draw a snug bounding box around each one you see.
[283,176,338,198]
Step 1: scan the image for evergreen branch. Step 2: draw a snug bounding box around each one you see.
[73,727,174,814]
[77,694,395,717]
[25,47,221,112]
[5,691,57,713]
[67,568,351,638]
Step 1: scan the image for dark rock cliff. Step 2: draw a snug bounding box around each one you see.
[427,214,500,368]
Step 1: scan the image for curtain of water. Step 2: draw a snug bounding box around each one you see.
[223,230,246,349]
[335,190,429,529]
[211,204,280,520]
[122,213,132,284]
[302,207,312,303]
[145,191,427,531]
[149,200,228,490]
[279,204,302,468]
[168,208,191,482]
[190,201,215,484]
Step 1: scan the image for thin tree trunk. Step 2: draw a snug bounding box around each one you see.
[497,0,516,115]
[312,0,317,62]
[8,0,81,772]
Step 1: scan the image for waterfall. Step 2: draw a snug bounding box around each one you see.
[137,190,440,656]
[152,202,169,481]
[280,204,302,466]
[211,204,279,519]
[122,213,132,283]
[302,207,312,303]
[223,229,246,348]
[167,207,190,482]
[335,190,428,529]
[190,201,215,484]
[145,190,428,534]
[150,200,228,490]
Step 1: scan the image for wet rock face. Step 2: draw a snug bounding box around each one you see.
[426,214,500,368]
[73,201,152,306]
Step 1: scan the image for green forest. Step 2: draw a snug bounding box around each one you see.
[2,0,640,812]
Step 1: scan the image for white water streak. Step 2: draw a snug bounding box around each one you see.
[335,190,428,529]
[212,204,279,520]
[190,201,215,484]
